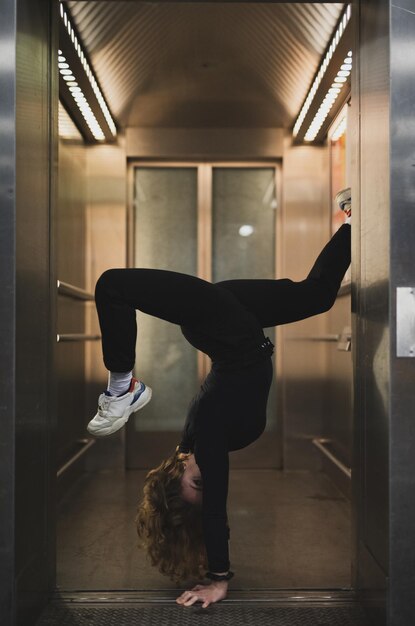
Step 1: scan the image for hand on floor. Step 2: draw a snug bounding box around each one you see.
[176,580,228,608]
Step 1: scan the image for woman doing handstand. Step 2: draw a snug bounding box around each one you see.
[87,189,352,609]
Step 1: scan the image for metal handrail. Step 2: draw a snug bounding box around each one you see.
[57,438,96,478]
[287,334,340,342]
[57,279,94,301]
[286,328,352,351]
[338,281,351,297]
[312,437,352,478]
[57,333,101,342]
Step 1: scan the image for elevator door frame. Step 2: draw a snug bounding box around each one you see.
[126,160,283,469]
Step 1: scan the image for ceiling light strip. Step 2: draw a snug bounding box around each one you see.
[59,1,116,138]
[58,48,105,141]
[304,52,352,142]
[293,4,352,138]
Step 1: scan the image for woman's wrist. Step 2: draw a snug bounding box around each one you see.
[205,569,234,582]
[212,579,228,588]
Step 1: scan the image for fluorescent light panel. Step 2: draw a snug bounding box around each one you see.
[59,1,116,140]
[58,49,105,141]
[293,4,352,139]
[304,52,352,142]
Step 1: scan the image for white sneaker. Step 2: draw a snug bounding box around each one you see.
[87,378,152,437]
[335,187,352,218]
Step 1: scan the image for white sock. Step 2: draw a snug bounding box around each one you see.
[107,370,133,396]
[345,215,351,225]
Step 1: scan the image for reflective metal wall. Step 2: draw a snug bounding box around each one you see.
[0,1,17,623]
[281,138,332,470]
[324,293,353,495]
[14,0,57,624]
[4,1,415,623]
[84,140,128,471]
[352,0,415,622]
[56,134,129,478]
[57,112,88,469]
[352,0,390,620]
[389,1,415,621]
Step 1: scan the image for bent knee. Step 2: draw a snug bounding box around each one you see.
[305,278,338,315]
[318,287,337,313]
[95,269,123,299]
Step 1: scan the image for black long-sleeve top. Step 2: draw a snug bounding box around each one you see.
[178,342,273,573]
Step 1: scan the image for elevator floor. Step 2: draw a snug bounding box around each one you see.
[56,468,351,590]
[37,599,371,626]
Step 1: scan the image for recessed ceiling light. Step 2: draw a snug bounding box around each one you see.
[293,5,352,139]
[58,0,116,139]
[303,54,352,142]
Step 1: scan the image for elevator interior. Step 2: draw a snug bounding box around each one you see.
[54,0,354,595]
[8,0,415,623]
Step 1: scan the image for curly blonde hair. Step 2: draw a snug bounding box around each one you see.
[135,446,208,584]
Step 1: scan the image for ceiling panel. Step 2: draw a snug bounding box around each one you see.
[67,2,344,128]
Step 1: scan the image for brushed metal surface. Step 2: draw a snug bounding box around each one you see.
[57,333,101,342]
[82,140,128,471]
[325,294,353,468]
[389,1,415,623]
[125,127,285,160]
[281,140,331,470]
[56,133,89,469]
[0,3,17,624]
[13,1,57,624]
[351,1,390,624]
[356,0,390,584]
[312,438,352,479]
[57,280,95,301]
[56,439,96,478]
[396,287,415,356]
[67,2,343,128]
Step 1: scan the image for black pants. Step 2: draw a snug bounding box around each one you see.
[95,224,351,372]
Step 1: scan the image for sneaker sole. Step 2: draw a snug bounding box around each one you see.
[335,188,351,212]
[87,385,153,438]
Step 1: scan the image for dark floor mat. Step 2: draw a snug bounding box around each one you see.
[37,603,371,626]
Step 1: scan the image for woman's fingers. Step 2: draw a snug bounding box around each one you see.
[184,595,199,606]
[176,590,193,603]
[176,585,216,609]
[176,585,204,603]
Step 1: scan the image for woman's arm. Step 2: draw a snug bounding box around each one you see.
[196,430,231,574]
[176,418,232,608]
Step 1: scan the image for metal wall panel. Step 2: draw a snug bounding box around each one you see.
[14,0,57,624]
[0,1,17,624]
[281,138,331,470]
[350,0,415,619]
[125,127,284,159]
[56,132,88,467]
[389,1,415,623]
[83,140,128,472]
[351,0,390,622]
[319,292,352,498]
[67,2,343,128]
[324,294,353,462]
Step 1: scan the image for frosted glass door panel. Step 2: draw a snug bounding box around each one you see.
[212,167,277,431]
[132,167,198,432]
